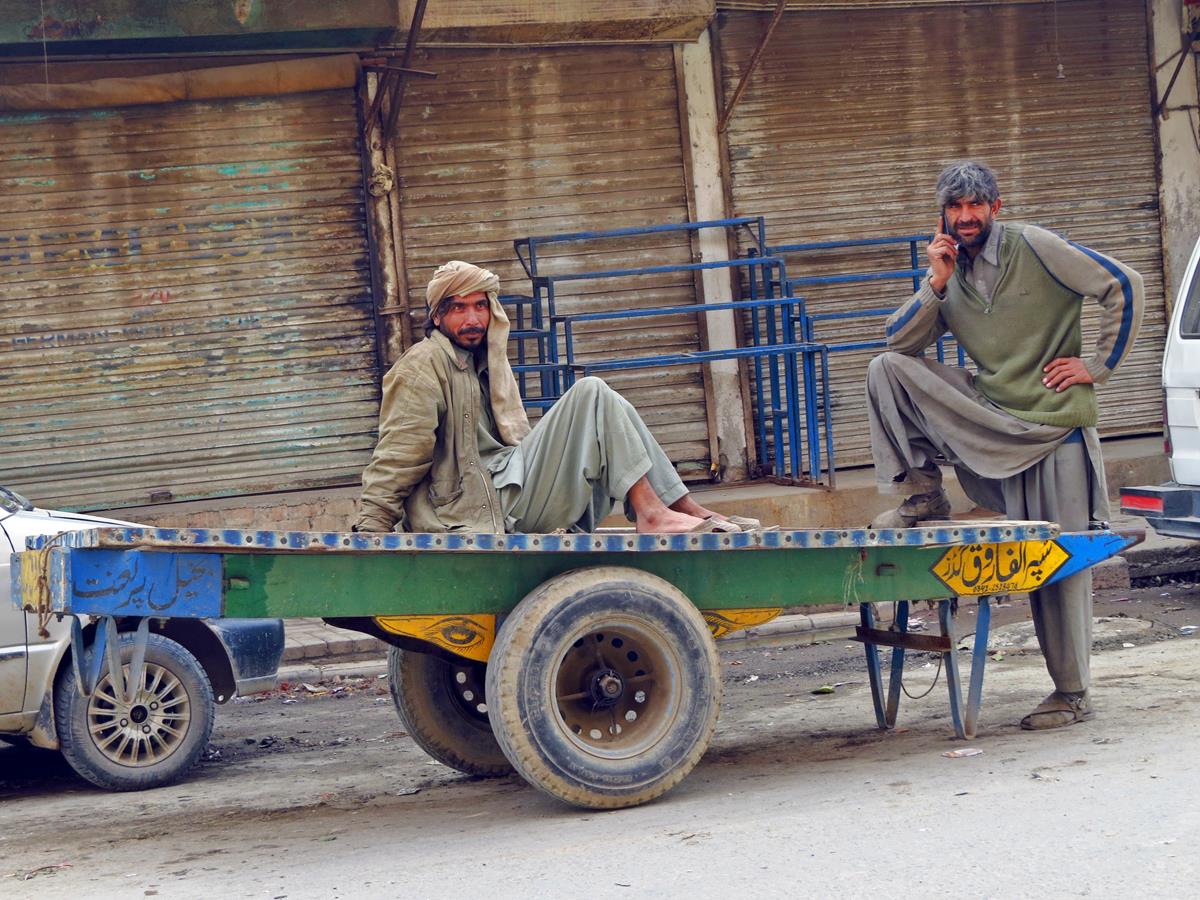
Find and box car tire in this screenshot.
[55,632,215,791]
[388,646,512,777]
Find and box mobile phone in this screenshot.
[941,211,962,252]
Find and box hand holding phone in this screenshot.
[927,213,958,293]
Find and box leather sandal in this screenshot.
[704,514,778,533]
[870,488,952,529]
[689,517,741,534]
[1020,690,1093,730]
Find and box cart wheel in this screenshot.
[388,647,512,777]
[486,567,722,809]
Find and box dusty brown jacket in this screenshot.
[356,331,509,533]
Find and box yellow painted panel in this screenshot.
[374,614,496,662]
[933,540,1068,596]
[703,607,782,638]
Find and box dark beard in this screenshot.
[439,322,487,353]
[954,221,992,249]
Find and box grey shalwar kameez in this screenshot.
[494,377,686,534]
[867,222,1144,695]
[867,351,1102,692]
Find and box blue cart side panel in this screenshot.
[54,549,224,617]
[1045,531,1139,586]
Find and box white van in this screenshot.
[1120,234,1200,536]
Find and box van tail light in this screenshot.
[1121,492,1164,513]
[1163,389,1171,457]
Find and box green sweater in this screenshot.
[885,223,1144,427]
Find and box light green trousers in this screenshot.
[493,377,687,533]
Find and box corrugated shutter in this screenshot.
[0,89,379,510]
[719,1,1054,9]
[391,45,714,473]
[719,0,1166,468]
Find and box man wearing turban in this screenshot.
[354,261,752,535]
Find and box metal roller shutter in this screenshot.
[719,0,1166,468]
[390,45,713,473]
[719,1,1046,8]
[0,89,379,510]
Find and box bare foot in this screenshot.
[669,494,721,520]
[635,508,706,534]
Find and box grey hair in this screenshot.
[935,160,1000,207]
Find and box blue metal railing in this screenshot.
[500,293,560,404]
[532,258,827,482]
[559,296,832,484]
[764,233,967,367]
[510,219,775,417]
[514,217,768,280]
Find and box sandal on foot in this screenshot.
[725,514,762,530]
[689,517,741,534]
[706,514,774,532]
[1020,690,1093,731]
[870,488,952,530]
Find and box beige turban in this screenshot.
[426,261,530,445]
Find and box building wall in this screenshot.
[0,0,398,55]
[4,2,1195,529]
[1152,0,1200,304]
[406,1,713,44]
[0,60,379,513]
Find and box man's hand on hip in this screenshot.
[1042,356,1093,392]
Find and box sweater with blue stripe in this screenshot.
[884,223,1144,428]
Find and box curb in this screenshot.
[279,610,862,683]
[277,659,390,684]
[716,610,859,648]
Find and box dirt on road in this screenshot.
[2,584,1198,899]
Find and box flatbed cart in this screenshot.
[12,521,1137,810]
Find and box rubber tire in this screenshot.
[55,632,215,791]
[387,647,513,777]
[485,567,722,810]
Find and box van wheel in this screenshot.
[55,633,214,791]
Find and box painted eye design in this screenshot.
[702,612,738,637]
[427,617,485,650]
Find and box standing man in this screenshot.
[354,260,754,537]
[866,161,1144,730]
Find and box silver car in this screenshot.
[1,486,284,790]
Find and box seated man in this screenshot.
[354,260,754,535]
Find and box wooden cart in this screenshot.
[12,521,1136,809]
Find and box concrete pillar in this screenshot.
[681,29,751,480]
[1151,0,1200,304]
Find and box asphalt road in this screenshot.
[2,583,1198,899]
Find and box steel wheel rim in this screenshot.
[552,618,683,761]
[86,662,192,767]
[442,660,492,728]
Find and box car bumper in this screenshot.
[207,618,285,695]
[1120,483,1200,540]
